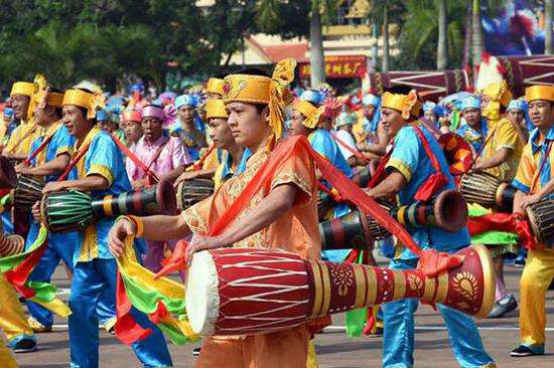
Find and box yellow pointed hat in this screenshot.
[381,89,422,120]
[223,58,296,141]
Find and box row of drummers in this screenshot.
[0,143,550,257]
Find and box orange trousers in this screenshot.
[195,326,310,368]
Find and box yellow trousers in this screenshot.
[0,333,17,368]
[0,275,33,342]
[519,249,554,347]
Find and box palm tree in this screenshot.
[472,0,485,69]
[437,0,448,70]
[382,2,390,72]
[256,0,337,87]
[546,0,554,55]
[309,1,327,87]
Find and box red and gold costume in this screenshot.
[185,59,320,368]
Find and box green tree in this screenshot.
[256,0,338,87]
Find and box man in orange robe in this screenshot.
[109,59,322,367]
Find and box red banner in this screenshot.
[299,55,367,79]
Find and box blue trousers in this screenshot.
[382,258,494,368]
[25,223,115,328]
[68,258,172,368]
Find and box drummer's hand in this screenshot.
[132,179,146,189]
[15,163,30,175]
[32,201,41,220]
[42,181,65,194]
[520,193,541,209]
[175,171,197,185]
[185,234,227,267]
[108,218,136,258]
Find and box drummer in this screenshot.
[125,104,190,273]
[364,89,494,367]
[172,94,207,160]
[510,85,554,357]
[459,84,524,318]
[15,78,76,335]
[39,88,172,367]
[109,60,324,367]
[175,99,245,189]
[126,104,190,189]
[357,93,389,158]
[2,81,44,161]
[121,109,143,149]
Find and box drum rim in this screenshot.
[185,250,220,336]
[526,202,545,245]
[156,178,177,215]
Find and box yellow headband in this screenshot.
[482,81,512,107]
[33,74,64,110]
[381,89,422,120]
[525,85,554,103]
[205,99,228,119]
[223,58,296,141]
[63,88,106,120]
[206,78,225,96]
[293,100,321,129]
[10,82,34,97]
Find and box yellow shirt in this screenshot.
[481,117,524,181]
[4,120,44,156]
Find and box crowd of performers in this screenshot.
[0,57,552,368]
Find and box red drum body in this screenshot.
[369,70,470,101]
[186,249,310,336]
[186,245,495,337]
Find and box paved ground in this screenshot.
[12,263,554,368]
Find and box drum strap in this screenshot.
[58,142,92,181]
[331,132,369,164]
[531,140,553,191]
[23,132,55,166]
[145,137,170,173]
[8,124,37,154]
[412,126,448,202]
[110,134,160,184]
[467,126,497,172]
[187,145,216,172]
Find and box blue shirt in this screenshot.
[30,122,75,182]
[386,124,471,260]
[70,128,132,265]
[308,129,353,178]
[26,122,77,251]
[457,118,489,154]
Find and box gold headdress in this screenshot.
[381,89,422,120]
[293,99,324,129]
[206,78,225,96]
[223,58,296,141]
[62,88,106,120]
[481,81,512,120]
[33,74,64,110]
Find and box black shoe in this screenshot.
[510,345,544,357]
[192,347,201,356]
[12,339,37,354]
[488,294,517,318]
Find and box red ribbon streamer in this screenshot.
[157,135,461,280]
[114,271,152,345]
[467,212,537,251]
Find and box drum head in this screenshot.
[185,250,220,336]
